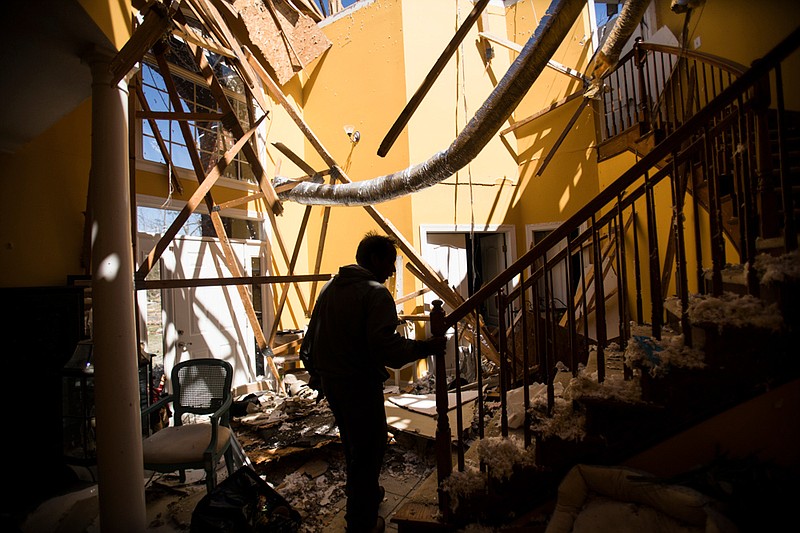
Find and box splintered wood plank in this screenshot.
[215,192,266,210]
[245,42,496,351]
[144,47,284,391]
[174,13,282,216]
[499,90,584,136]
[227,0,331,86]
[135,110,227,121]
[135,111,265,280]
[377,0,491,157]
[179,18,313,320]
[134,82,184,194]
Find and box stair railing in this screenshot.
[599,39,747,143]
[430,27,800,519]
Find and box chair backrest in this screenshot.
[171,358,233,422]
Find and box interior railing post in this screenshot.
[453,320,464,472]
[544,261,555,413]
[498,288,509,437]
[615,196,632,379]
[430,300,452,520]
[703,128,725,295]
[520,271,532,448]
[690,156,705,293]
[671,159,693,346]
[578,243,591,366]
[564,241,579,379]
[510,292,518,384]
[474,309,484,442]
[631,205,644,323]
[634,38,652,135]
[645,171,663,339]
[774,64,797,252]
[736,95,760,295]
[591,215,607,382]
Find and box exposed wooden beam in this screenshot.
[134,82,184,194]
[499,90,583,136]
[111,0,178,84]
[377,0,491,157]
[478,31,589,83]
[395,287,432,306]
[173,25,236,58]
[215,192,266,210]
[135,273,331,290]
[535,97,591,177]
[135,110,228,121]
[145,46,285,391]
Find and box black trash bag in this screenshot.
[191,466,301,532]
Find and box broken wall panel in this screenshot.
[229,0,332,85]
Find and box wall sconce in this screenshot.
[344,124,361,145]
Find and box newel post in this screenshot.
[431,299,452,519]
[634,37,652,135]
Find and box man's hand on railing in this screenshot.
[422,336,447,356]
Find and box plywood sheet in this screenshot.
[385,394,477,441]
[232,0,331,85]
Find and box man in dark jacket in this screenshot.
[301,232,445,533]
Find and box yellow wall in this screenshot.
[0,100,94,287]
[652,0,800,108]
[79,0,131,50]
[0,0,131,288]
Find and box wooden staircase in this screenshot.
[393,264,799,531]
[392,28,800,533]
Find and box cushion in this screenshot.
[142,424,231,465]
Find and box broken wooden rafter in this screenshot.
[183,0,269,111]
[395,287,432,306]
[135,110,228,121]
[272,142,317,175]
[147,46,285,392]
[135,273,331,290]
[133,82,184,194]
[246,48,497,350]
[535,96,591,177]
[174,24,236,59]
[136,113,265,280]
[477,32,589,84]
[215,192,266,210]
[175,15,283,218]
[111,0,179,85]
[377,0,491,158]
[499,90,583,136]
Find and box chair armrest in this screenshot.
[208,395,233,425]
[141,394,173,418]
[204,395,233,458]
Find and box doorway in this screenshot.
[136,202,271,390]
[420,224,516,328]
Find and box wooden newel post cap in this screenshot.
[430,300,445,337]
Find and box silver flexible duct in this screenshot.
[280,0,586,206]
[591,0,651,78]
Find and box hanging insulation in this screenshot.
[280,0,586,206]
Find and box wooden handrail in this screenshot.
[445,26,800,329]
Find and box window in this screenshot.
[139,35,256,184]
[137,206,262,241]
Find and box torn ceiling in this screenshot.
[229,0,332,85]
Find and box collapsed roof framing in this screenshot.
[106,0,609,390]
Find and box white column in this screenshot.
[86,47,146,531]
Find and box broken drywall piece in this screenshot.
[230,0,332,85]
